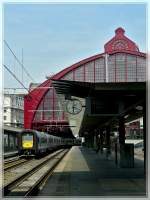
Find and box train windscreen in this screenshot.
[22,133,33,148]
[22,134,33,141]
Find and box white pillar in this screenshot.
[105,54,108,82]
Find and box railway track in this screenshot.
[4,156,20,163]
[3,148,69,197]
[4,157,29,171]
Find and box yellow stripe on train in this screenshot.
[23,141,33,148]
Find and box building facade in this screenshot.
[24,28,146,136]
[125,118,143,139]
[4,93,24,128]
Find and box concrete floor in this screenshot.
[38,146,146,197]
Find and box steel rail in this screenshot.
[4,156,20,164]
[3,149,67,196]
[25,149,69,196]
[4,158,29,171]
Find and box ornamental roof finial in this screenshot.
[115,27,125,35]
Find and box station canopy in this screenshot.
[52,79,145,135]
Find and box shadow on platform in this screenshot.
[38,146,146,197]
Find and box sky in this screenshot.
[3,3,147,93]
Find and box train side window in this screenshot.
[9,135,15,148]
[4,134,8,146]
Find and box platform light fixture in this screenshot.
[135,106,143,111]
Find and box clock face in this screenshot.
[66,99,82,115]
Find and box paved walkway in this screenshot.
[38,146,146,197]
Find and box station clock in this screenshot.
[66,99,82,115]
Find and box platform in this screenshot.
[38,146,146,197]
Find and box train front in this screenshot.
[19,130,35,156]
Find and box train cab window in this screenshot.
[22,134,33,141]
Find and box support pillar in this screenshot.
[90,134,94,148]
[94,135,97,148]
[118,116,125,144]
[143,101,146,175]
[100,129,104,153]
[119,116,134,168]
[106,126,111,147]
[93,130,98,149]
[106,126,111,158]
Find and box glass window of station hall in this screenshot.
[24,27,146,131]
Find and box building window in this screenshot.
[4,116,7,120]
[4,109,7,113]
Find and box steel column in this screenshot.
[106,126,111,158]
[136,56,138,81]
[83,65,86,82]
[115,54,116,82]
[143,101,146,175]
[52,88,55,120]
[125,53,127,82]
[118,116,125,144]
[93,61,95,83]
[73,70,75,81]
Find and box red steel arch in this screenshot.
[24,53,106,130]
[24,27,146,132]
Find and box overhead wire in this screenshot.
[3,40,40,101]
[4,40,35,82]
[3,64,29,93]
[3,41,55,105]
[3,64,39,103]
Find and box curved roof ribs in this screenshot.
[24,27,146,129]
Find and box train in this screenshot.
[18,129,81,156]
